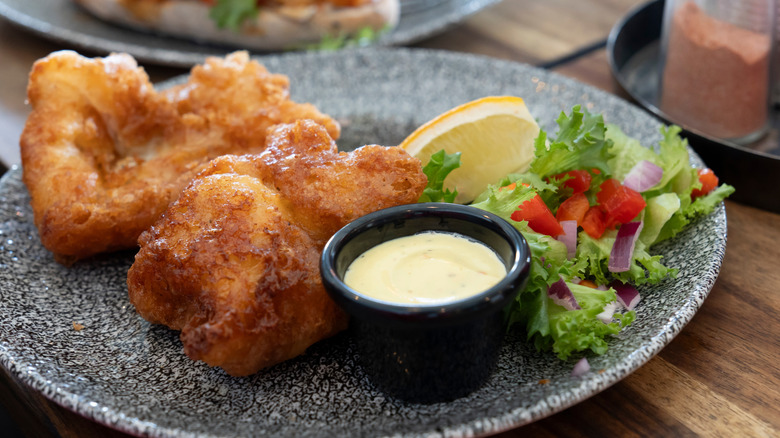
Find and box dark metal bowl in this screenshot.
[320,203,531,403]
[607,0,780,213]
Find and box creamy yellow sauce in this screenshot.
[343,232,507,305]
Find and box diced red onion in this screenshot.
[622,160,663,192]
[571,357,590,376]
[610,280,641,310]
[556,220,578,259]
[548,277,580,310]
[609,222,643,272]
[596,301,619,323]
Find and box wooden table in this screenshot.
[1,0,778,437]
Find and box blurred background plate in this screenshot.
[607,0,780,213]
[0,0,499,67]
[400,0,449,14]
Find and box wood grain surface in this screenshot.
[1,0,779,437]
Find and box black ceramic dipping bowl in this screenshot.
[320,203,531,403]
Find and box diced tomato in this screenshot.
[581,206,607,239]
[691,168,719,198]
[511,195,564,237]
[578,279,599,289]
[556,192,590,224]
[501,182,532,191]
[596,178,646,225]
[597,179,620,204]
[550,170,592,194]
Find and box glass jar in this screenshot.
[658,0,775,144]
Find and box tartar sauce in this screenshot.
[343,231,506,305]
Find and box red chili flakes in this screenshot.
[72,322,84,331]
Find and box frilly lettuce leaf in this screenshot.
[576,230,676,286]
[522,282,635,360]
[473,172,559,207]
[605,123,660,181]
[688,184,735,215]
[656,126,695,193]
[530,106,614,179]
[418,150,461,203]
[655,183,734,243]
[640,193,681,245]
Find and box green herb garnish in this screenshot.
[418,150,461,203]
[209,0,259,31]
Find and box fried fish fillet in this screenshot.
[20,50,339,264]
[126,120,426,376]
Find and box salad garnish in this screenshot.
[419,105,734,361]
[418,149,462,203]
[210,0,259,30]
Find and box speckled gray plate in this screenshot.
[0,48,727,437]
[0,0,499,67]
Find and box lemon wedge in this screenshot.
[400,96,540,203]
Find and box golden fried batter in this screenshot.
[127,120,426,376]
[20,50,339,264]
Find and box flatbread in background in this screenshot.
[72,0,400,50]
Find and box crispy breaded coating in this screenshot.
[126,120,426,376]
[20,50,339,264]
